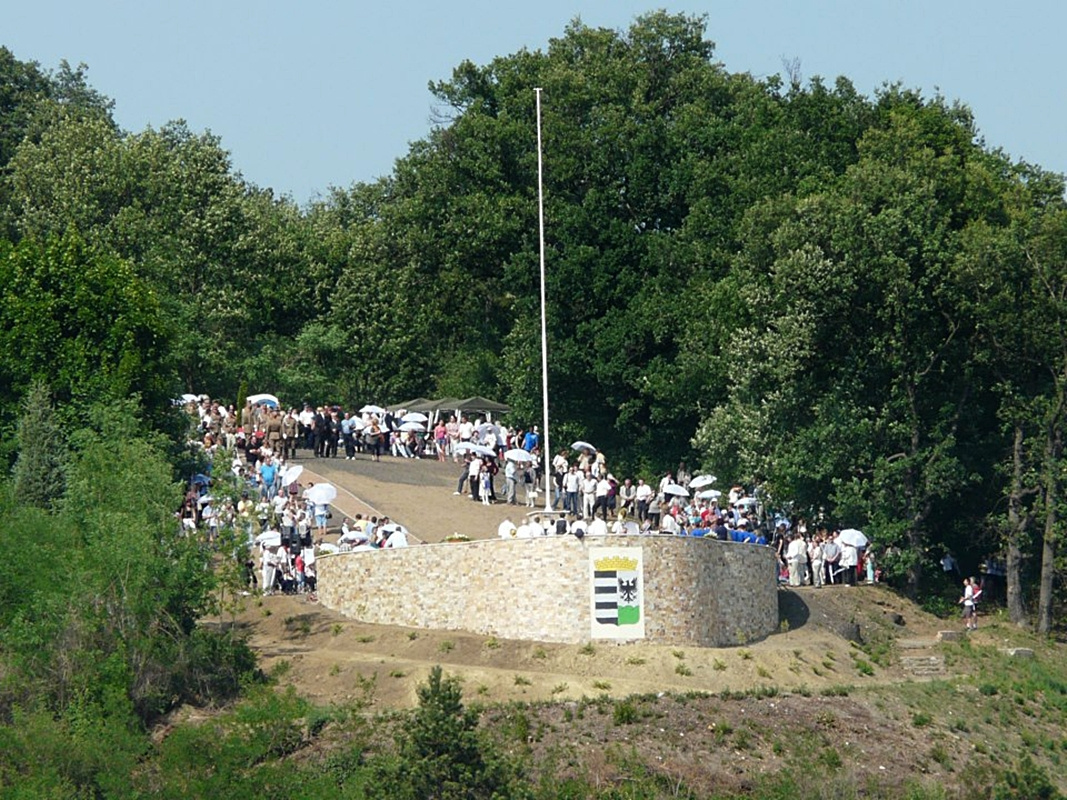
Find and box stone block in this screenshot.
[1002,647,1035,658]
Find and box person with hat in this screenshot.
[281,408,299,460]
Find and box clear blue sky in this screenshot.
[7,1,1065,205]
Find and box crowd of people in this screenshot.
[180,394,888,598]
[180,396,442,597]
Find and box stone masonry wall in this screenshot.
[316,535,778,647]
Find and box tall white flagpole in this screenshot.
[535,88,553,513]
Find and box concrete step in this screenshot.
[898,638,939,650]
[900,655,945,676]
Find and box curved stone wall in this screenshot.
[316,535,778,647]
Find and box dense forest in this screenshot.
[1,11,1066,795]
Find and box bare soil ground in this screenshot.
[212,451,1051,794]
[231,582,942,709]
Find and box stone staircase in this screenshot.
[897,636,947,677]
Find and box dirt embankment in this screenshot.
[208,451,1043,795]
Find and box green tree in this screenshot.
[377,665,514,799]
[11,380,66,508]
[694,92,1011,593]
[0,230,176,428]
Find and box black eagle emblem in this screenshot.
[618,576,638,603]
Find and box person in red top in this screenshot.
[434,419,448,461]
[295,553,306,594]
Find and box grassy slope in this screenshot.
[166,585,1067,797]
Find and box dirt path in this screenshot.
[293,450,532,543]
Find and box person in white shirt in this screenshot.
[838,539,858,586]
[658,472,673,499]
[551,451,569,509]
[635,479,653,522]
[261,546,278,595]
[563,466,581,515]
[660,511,680,535]
[959,577,978,630]
[809,536,825,587]
[822,536,841,584]
[618,478,636,515]
[384,527,409,548]
[458,417,474,444]
[298,405,315,450]
[594,476,612,519]
[786,534,808,586]
[467,457,482,501]
[581,472,597,520]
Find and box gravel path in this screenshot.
[290,449,542,543]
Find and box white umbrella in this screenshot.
[180,393,199,404]
[662,483,689,497]
[255,531,282,547]
[571,441,597,453]
[697,489,722,500]
[689,474,717,489]
[456,442,496,458]
[317,542,340,554]
[305,483,338,505]
[339,526,368,544]
[504,448,536,463]
[247,393,280,407]
[281,464,304,487]
[399,421,426,432]
[839,528,869,548]
[735,496,757,507]
[401,412,429,423]
[359,404,386,415]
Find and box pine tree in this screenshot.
[12,381,67,509]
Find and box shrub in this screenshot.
[613,699,639,725]
[376,665,515,799]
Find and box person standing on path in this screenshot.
[468,456,482,501]
[809,535,825,588]
[434,419,448,462]
[563,464,581,515]
[480,463,492,506]
[786,534,808,586]
[959,577,978,630]
[505,458,518,505]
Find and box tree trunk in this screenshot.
[1037,426,1061,635]
[1006,423,1031,627]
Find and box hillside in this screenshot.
[209,569,1065,797]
